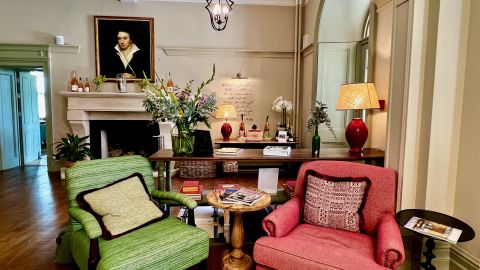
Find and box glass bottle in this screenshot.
[70,70,79,92]
[77,77,84,92]
[263,115,270,138]
[239,114,246,137]
[312,126,320,157]
[84,78,90,92]
[166,72,174,93]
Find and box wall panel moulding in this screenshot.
[161,47,294,59]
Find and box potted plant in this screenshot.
[54,133,94,165]
[93,74,106,92]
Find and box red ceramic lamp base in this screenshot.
[345,118,368,153]
[221,122,233,141]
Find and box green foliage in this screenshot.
[307,101,336,138]
[54,133,94,162]
[93,75,106,86]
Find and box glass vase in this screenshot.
[171,123,194,156]
[312,126,320,157]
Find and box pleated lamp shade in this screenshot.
[336,83,380,110]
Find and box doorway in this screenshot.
[0,68,46,169]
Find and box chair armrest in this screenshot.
[68,207,102,239]
[151,190,197,209]
[376,214,406,269]
[262,198,301,237]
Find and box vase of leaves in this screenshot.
[307,101,336,157]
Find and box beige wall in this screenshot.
[455,0,480,257]
[0,0,295,170]
[371,1,392,150]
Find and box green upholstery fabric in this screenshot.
[151,190,197,209]
[71,217,209,270]
[69,207,102,237]
[63,156,209,270]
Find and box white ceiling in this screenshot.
[139,0,298,6]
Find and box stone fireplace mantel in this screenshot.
[61,92,151,139]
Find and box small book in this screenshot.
[263,146,291,156]
[281,183,295,198]
[180,184,203,196]
[404,216,463,243]
[214,148,244,156]
[181,180,200,193]
[286,180,296,191]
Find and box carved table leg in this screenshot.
[222,212,252,270]
[420,237,436,270]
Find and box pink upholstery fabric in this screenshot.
[254,224,386,270]
[254,161,405,270]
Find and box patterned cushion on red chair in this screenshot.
[303,170,370,232]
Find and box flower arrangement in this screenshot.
[272,96,293,127]
[142,65,217,154]
[93,74,106,91]
[307,101,336,138]
[271,96,293,113]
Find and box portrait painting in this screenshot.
[94,16,154,82]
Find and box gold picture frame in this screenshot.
[94,16,154,82]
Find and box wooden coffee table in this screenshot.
[207,189,271,270]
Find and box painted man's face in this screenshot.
[117,31,132,50]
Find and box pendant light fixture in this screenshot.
[205,0,234,31]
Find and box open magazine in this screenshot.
[404,216,463,243]
[215,188,265,206]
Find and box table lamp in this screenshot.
[215,104,237,141]
[336,83,380,153]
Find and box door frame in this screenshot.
[0,44,51,169]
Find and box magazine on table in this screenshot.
[404,216,463,243]
[263,146,291,156]
[214,147,244,156]
[222,188,265,206]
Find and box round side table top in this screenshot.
[207,189,271,212]
[396,209,475,242]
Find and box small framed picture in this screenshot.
[277,131,288,142]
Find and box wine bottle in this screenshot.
[70,70,79,92]
[239,114,246,137]
[263,115,270,138]
[84,78,90,92]
[77,77,84,92]
[166,72,174,93]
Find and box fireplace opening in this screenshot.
[89,120,159,159]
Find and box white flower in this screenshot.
[271,96,293,113]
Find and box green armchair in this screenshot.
[61,155,209,270]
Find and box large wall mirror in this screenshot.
[314,0,372,147]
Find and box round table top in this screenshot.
[396,209,475,242]
[206,189,271,212]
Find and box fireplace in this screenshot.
[62,92,158,158]
[89,120,159,159]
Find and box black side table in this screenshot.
[396,209,475,270]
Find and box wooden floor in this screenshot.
[0,163,291,270]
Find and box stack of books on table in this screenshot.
[281,180,296,198]
[179,180,204,201]
[215,187,265,206]
[214,147,244,156]
[263,146,291,156]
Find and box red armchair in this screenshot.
[253,161,405,270]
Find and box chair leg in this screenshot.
[88,239,100,270]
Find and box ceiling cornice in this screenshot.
[141,0,297,6]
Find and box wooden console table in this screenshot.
[148,148,385,191]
